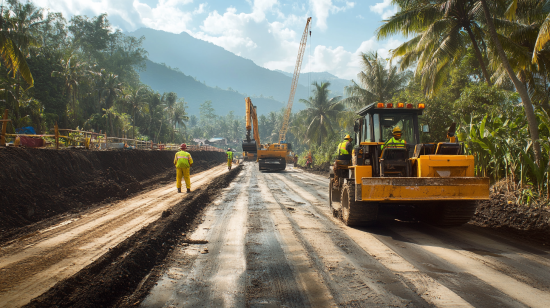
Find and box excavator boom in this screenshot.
[242,97,260,153]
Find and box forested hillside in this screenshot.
[139,60,284,116]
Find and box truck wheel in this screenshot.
[329,180,341,217]
[340,182,378,226]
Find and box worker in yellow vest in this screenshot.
[337,134,353,160]
[381,127,406,149]
[226,148,233,170]
[174,143,193,193]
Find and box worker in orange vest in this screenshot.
[174,143,193,193]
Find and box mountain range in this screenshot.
[131,28,352,116]
[139,60,285,117]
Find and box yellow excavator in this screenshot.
[255,17,312,171]
[329,102,490,227]
[242,97,260,161]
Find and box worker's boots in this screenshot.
[177,188,181,193]
[187,188,191,193]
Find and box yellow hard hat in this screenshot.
[392,127,402,134]
[344,134,352,140]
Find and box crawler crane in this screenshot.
[256,17,312,171]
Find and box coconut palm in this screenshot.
[377,0,493,95]
[123,85,145,139]
[343,52,410,110]
[103,73,123,135]
[299,81,344,145]
[171,100,189,142]
[479,0,542,165]
[52,55,91,125]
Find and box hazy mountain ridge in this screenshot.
[129,28,310,106]
[139,59,286,116]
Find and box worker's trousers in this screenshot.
[176,168,191,189]
[227,158,232,168]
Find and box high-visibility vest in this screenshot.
[382,137,406,149]
[175,150,192,168]
[227,151,233,160]
[338,141,350,155]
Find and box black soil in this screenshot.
[472,188,550,245]
[0,147,225,237]
[25,165,243,308]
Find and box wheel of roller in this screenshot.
[340,182,378,226]
[329,180,341,217]
[422,201,478,227]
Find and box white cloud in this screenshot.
[309,0,354,31]
[133,0,195,33]
[370,0,398,19]
[267,37,403,80]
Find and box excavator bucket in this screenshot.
[242,139,257,153]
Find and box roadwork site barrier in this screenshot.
[0,109,225,152]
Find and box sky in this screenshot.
[31,0,402,80]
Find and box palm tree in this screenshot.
[52,54,90,125]
[377,0,492,95]
[156,92,177,142]
[299,81,344,145]
[123,85,145,139]
[0,4,34,122]
[343,52,410,110]
[103,73,123,135]
[171,100,189,142]
[479,0,542,165]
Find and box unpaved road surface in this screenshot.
[142,163,550,308]
[0,164,228,308]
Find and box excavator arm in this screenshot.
[243,97,260,153]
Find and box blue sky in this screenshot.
[32,0,402,80]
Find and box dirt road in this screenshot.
[142,163,550,307]
[0,164,228,308]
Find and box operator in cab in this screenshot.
[382,127,406,149]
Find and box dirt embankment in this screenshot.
[472,188,550,245]
[25,165,243,308]
[0,147,225,233]
[298,162,330,177]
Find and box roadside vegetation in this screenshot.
[287,0,550,206]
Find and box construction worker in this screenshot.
[382,127,406,149]
[337,134,353,160]
[226,148,233,170]
[174,143,193,193]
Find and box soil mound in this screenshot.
[0,147,225,233]
[299,162,330,177]
[472,186,550,245]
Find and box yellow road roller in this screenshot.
[329,102,490,227]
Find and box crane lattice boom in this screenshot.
[278,17,311,143]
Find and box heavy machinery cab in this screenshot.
[353,103,422,177]
[329,102,490,228]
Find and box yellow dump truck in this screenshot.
[329,102,490,227]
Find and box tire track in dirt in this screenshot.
[0,164,228,308]
[278,169,550,307]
